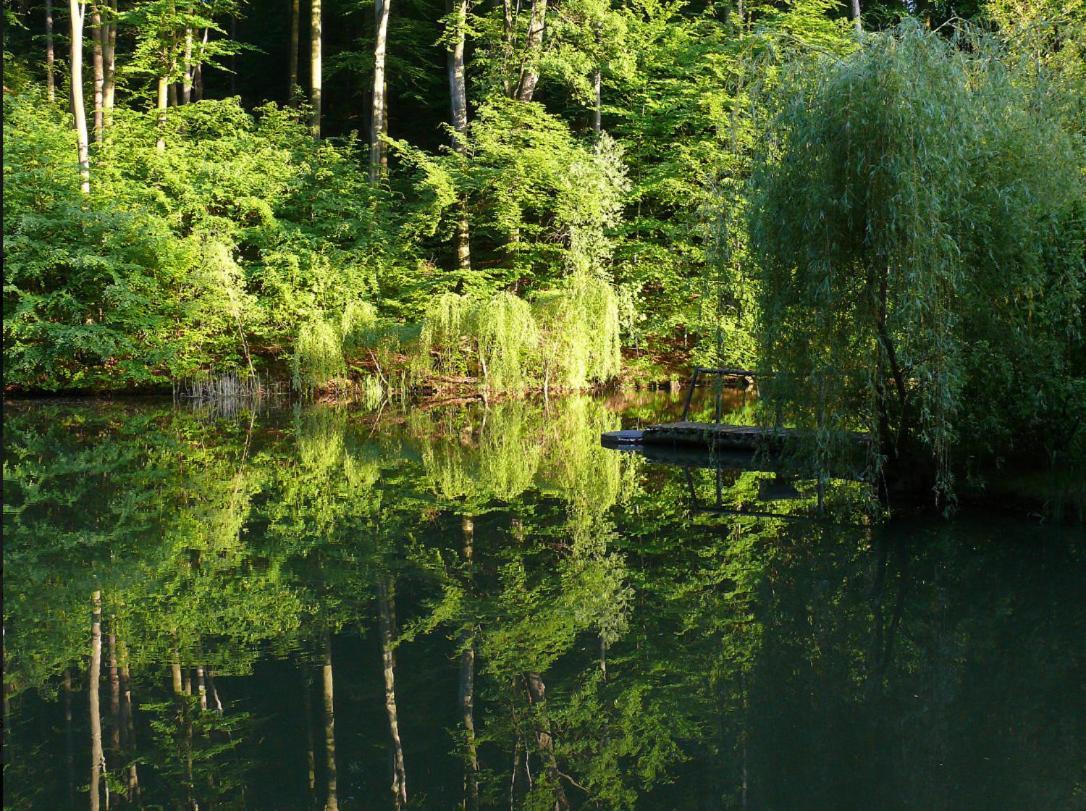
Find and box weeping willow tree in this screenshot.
[417,282,622,394]
[533,273,622,394]
[748,22,1086,500]
[292,317,347,394]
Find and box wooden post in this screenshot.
[681,368,699,421]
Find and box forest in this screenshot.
[3,0,1086,493]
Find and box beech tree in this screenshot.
[370,0,390,178]
[69,0,91,192]
[311,0,321,136]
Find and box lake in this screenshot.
[3,394,1084,810]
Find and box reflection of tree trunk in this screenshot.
[89,591,106,811]
[377,578,408,807]
[207,670,223,713]
[302,671,317,798]
[525,673,569,810]
[322,632,339,811]
[459,518,479,809]
[196,666,208,711]
[65,669,76,810]
[117,637,139,801]
[107,631,121,757]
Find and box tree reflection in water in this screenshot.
[3,397,1084,809]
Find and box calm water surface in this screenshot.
[3,394,1084,810]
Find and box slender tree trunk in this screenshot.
[322,632,339,811]
[89,592,105,811]
[370,0,391,180]
[168,82,178,106]
[502,0,515,97]
[193,28,208,101]
[592,67,601,133]
[850,0,862,32]
[446,0,471,272]
[515,0,547,102]
[377,578,407,807]
[46,0,56,101]
[459,517,480,809]
[310,0,322,136]
[91,3,104,141]
[69,0,91,193]
[182,27,193,103]
[156,73,168,151]
[102,0,116,126]
[289,0,300,103]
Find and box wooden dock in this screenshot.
[602,422,871,453]
[602,422,793,452]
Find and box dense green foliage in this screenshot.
[3,0,1084,487]
[749,22,1086,494]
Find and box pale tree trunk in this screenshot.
[459,517,480,809]
[501,0,514,97]
[89,592,106,811]
[91,3,104,141]
[592,67,601,133]
[369,0,391,181]
[850,0,862,32]
[310,0,322,136]
[102,0,116,127]
[289,0,300,103]
[196,665,208,711]
[156,74,168,151]
[322,632,339,811]
[69,0,91,193]
[168,82,177,106]
[377,578,407,807]
[446,0,471,272]
[515,0,547,102]
[46,0,56,101]
[182,27,193,103]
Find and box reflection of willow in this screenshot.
[417,397,622,511]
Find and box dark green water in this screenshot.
[3,395,1085,810]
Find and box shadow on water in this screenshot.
[3,394,1084,810]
